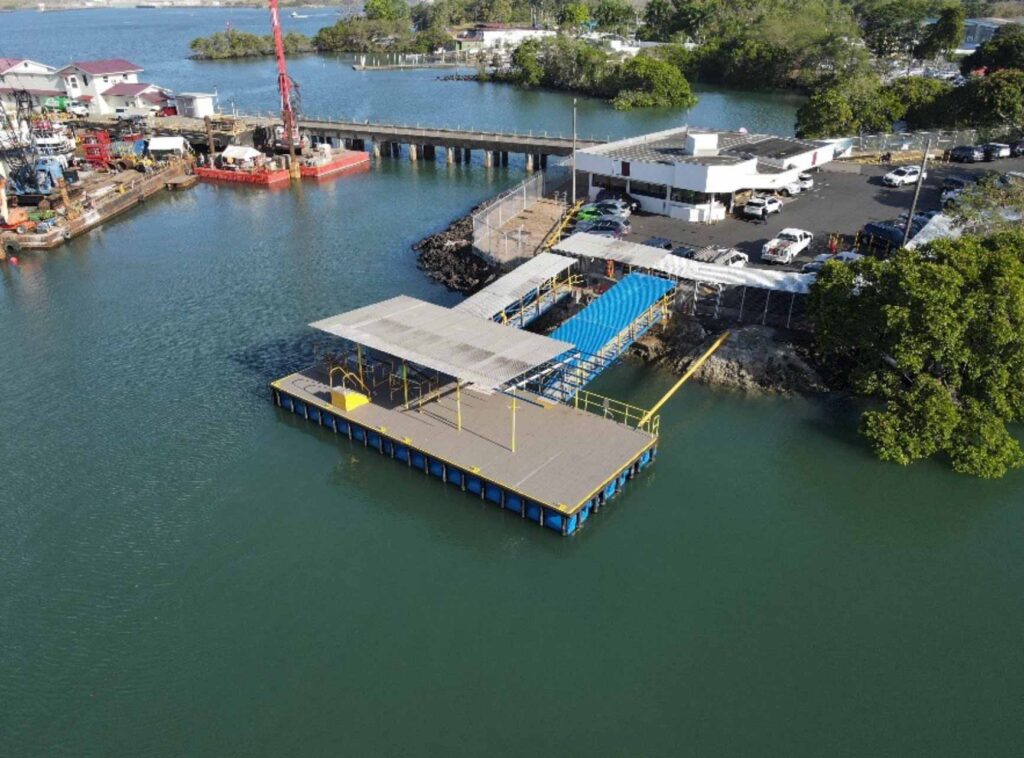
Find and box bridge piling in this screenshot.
[463,148,471,163]
[409,144,419,162]
[483,150,493,168]
[525,153,534,172]
[446,147,455,164]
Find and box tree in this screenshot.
[611,54,698,109]
[809,230,1024,478]
[860,0,929,57]
[915,5,965,60]
[559,2,591,33]
[593,0,635,33]
[962,68,1024,129]
[883,76,955,128]
[795,75,902,137]
[364,0,410,22]
[961,23,1024,74]
[507,37,544,86]
[642,0,677,41]
[950,172,1024,234]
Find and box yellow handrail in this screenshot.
[638,331,730,427]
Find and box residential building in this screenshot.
[0,58,63,111]
[57,58,146,114]
[454,24,555,51]
[575,126,835,222]
[960,17,1024,51]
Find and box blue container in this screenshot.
[428,459,444,479]
[352,425,365,443]
[381,439,393,456]
[466,476,483,496]
[411,451,426,470]
[484,484,502,504]
[580,503,591,523]
[395,445,410,463]
[505,494,523,514]
[640,450,652,468]
[294,401,307,417]
[281,395,294,412]
[308,407,321,424]
[448,468,464,487]
[337,420,350,436]
[566,514,578,535]
[526,502,542,523]
[367,431,381,449]
[544,511,563,531]
[603,479,618,500]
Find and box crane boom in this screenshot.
[268,0,300,179]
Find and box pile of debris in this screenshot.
[413,210,496,293]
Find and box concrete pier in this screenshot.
[409,144,419,161]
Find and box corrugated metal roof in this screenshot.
[554,233,815,294]
[550,273,676,356]
[310,295,575,389]
[454,252,575,321]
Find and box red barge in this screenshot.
[299,148,370,179]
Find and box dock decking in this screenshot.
[272,366,657,534]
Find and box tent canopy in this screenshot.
[147,136,186,153]
[221,145,262,162]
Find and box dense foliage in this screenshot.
[189,29,313,60]
[961,22,1024,73]
[499,36,697,109]
[809,230,1024,478]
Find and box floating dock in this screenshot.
[272,291,662,535]
[194,165,291,187]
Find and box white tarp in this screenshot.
[147,136,187,154]
[221,145,263,162]
[554,233,815,294]
[906,213,962,249]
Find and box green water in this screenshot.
[3,9,1024,757]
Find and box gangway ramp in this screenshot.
[541,273,676,400]
[454,252,576,328]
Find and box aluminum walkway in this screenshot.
[537,273,677,401]
[454,252,576,328]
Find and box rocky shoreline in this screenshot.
[412,208,497,293]
[640,319,827,395]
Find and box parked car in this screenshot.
[579,200,630,219]
[671,245,697,258]
[982,143,1011,160]
[797,172,815,191]
[1011,141,1024,157]
[595,189,641,212]
[742,195,782,218]
[689,246,749,267]
[67,101,89,117]
[761,228,814,264]
[949,145,984,163]
[883,165,926,187]
[641,237,674,250]
[941,175,973,192]
[778,180,803,197]
[576,218,632,235]
[802,251,863,273]
[863,220,910,247]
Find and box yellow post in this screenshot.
[638,331,731,428]
[402,361,409,409]
[510,389,517,453]
[456,382,462,431]
[356,344,365,387]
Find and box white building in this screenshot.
[960,17,1024,52]
[0,58,63,111]
[454,24,556,51]
[100,82,173,116]
[57,58,147,114]
[575,126,836,223]
[175,92,217,119]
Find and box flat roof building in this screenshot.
[575,126,835,223]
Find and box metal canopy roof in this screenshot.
[310,295,575,389]
[453,252,576,321]
[554,233,815,294]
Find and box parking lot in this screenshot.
[624,156,1024,272]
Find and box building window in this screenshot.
[592,175,628,192]
[68,75,78,87]
[620,161,630,177]
[670,188,710,205]
[629,181,668,199]
[82,75,88,86]
[102,76,109,83]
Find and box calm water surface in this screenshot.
[2,9,1023,758]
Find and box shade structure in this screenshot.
[555,233,815,294]
[310,295,575,389]
[454,252,576,321]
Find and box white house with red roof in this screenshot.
[56,58,169,115]
[0,58,63,110]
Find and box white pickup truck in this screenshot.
[761,228,814,264]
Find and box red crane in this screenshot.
[268,0,300,178]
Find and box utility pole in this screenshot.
[902,138,932,247]
[571,98,577,205]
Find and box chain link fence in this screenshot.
[472,164,570,266]
[839,129,979,156]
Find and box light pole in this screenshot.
[571,98,577,205]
